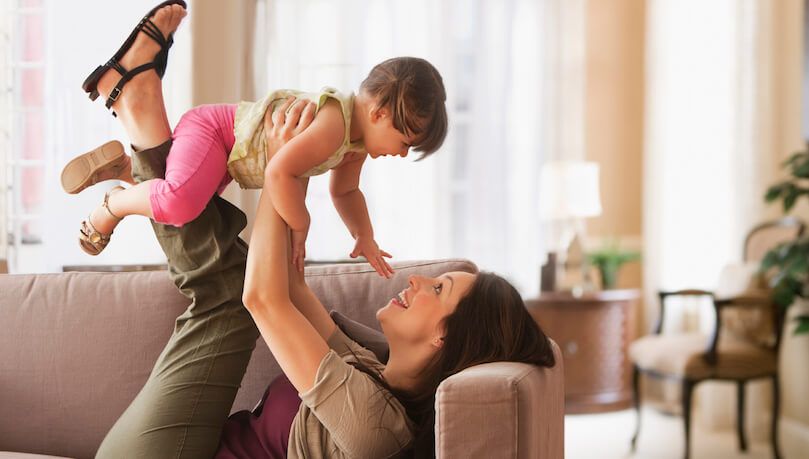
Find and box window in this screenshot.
[1,1,182,273]
[259,0,549,293]
[2,0,46,269]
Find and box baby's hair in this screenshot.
[360,57,448,159]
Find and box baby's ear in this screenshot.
[370,105,390,122]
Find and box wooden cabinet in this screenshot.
[525,289,639,414]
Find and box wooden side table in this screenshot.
[525,289,639,414]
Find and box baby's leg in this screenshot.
[92,104,237,233]
[149,104,237,227]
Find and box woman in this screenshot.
[227,214,557,457]
[84,3,555,457]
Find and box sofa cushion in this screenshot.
[330,310,389,362]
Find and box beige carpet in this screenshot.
[565,408,775,459]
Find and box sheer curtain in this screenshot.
[253,0,552,294]
[644,0,804,440]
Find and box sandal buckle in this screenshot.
[109,87,121,102]
[89,231,102,244]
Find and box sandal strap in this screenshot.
[140,18,168,48]
[108,60,127,77]
[105,61,157,109]
[102,188,124,221]
[81,219,111,243]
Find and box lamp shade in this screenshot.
[539,160,602,220]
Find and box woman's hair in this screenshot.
[359,56,448,159]
[351,271,556,458]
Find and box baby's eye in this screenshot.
[433,284,443,295]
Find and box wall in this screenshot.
[585,0,646,332]
[768,0,809,451]
[190,0,261,238]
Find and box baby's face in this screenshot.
[364,108,414,159]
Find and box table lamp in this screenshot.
[538,160,602,292]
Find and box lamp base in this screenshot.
[540,252,558,292]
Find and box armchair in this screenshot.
[629,217,806,459]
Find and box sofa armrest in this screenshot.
[434,340,564,459]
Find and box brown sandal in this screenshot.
[61,140,130,194]
[79,186,125,256]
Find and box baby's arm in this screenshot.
[330,161,394,278]
[266,99,345,270]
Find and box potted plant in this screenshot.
[761,150,809,334]
[587,240,641,290]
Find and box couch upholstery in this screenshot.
[0,259,564,458]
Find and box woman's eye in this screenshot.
[433,284,443,295]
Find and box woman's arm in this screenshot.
[242,178,330,393]
[266,99,345,271]
[241,99,344,392]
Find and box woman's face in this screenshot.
[377,271,476,349]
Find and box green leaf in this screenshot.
[794,315,809,335]
[790,153,809,178]
[772,283,797,307]
[784,187,798,212]
[760,248,780,271]
[783,151,808,168]
[765,182,788,202]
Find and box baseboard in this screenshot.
[782,417,809,457]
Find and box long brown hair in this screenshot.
[352,272,556,457]
[359,56,448,158]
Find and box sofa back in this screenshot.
[0,259,476,459]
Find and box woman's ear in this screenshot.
[431,336,445,349]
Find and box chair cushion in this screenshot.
[629,333,777,380]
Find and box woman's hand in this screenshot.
[350,236,394,278]
[263,96,317,156]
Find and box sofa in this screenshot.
[0,259,564,459]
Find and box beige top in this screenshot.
[227,87,366,189]
[287,327,415,459]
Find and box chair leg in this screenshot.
[631,366,641,452]
[737,380,747,451]
[682,379,694,459]
[772,374,782,459]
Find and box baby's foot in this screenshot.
[96,4,187,100]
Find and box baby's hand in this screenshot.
[290,227,308,273]
[350,236,394,279]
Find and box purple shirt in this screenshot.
[216,374,302,459]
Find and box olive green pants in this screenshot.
[96,140,260,459]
